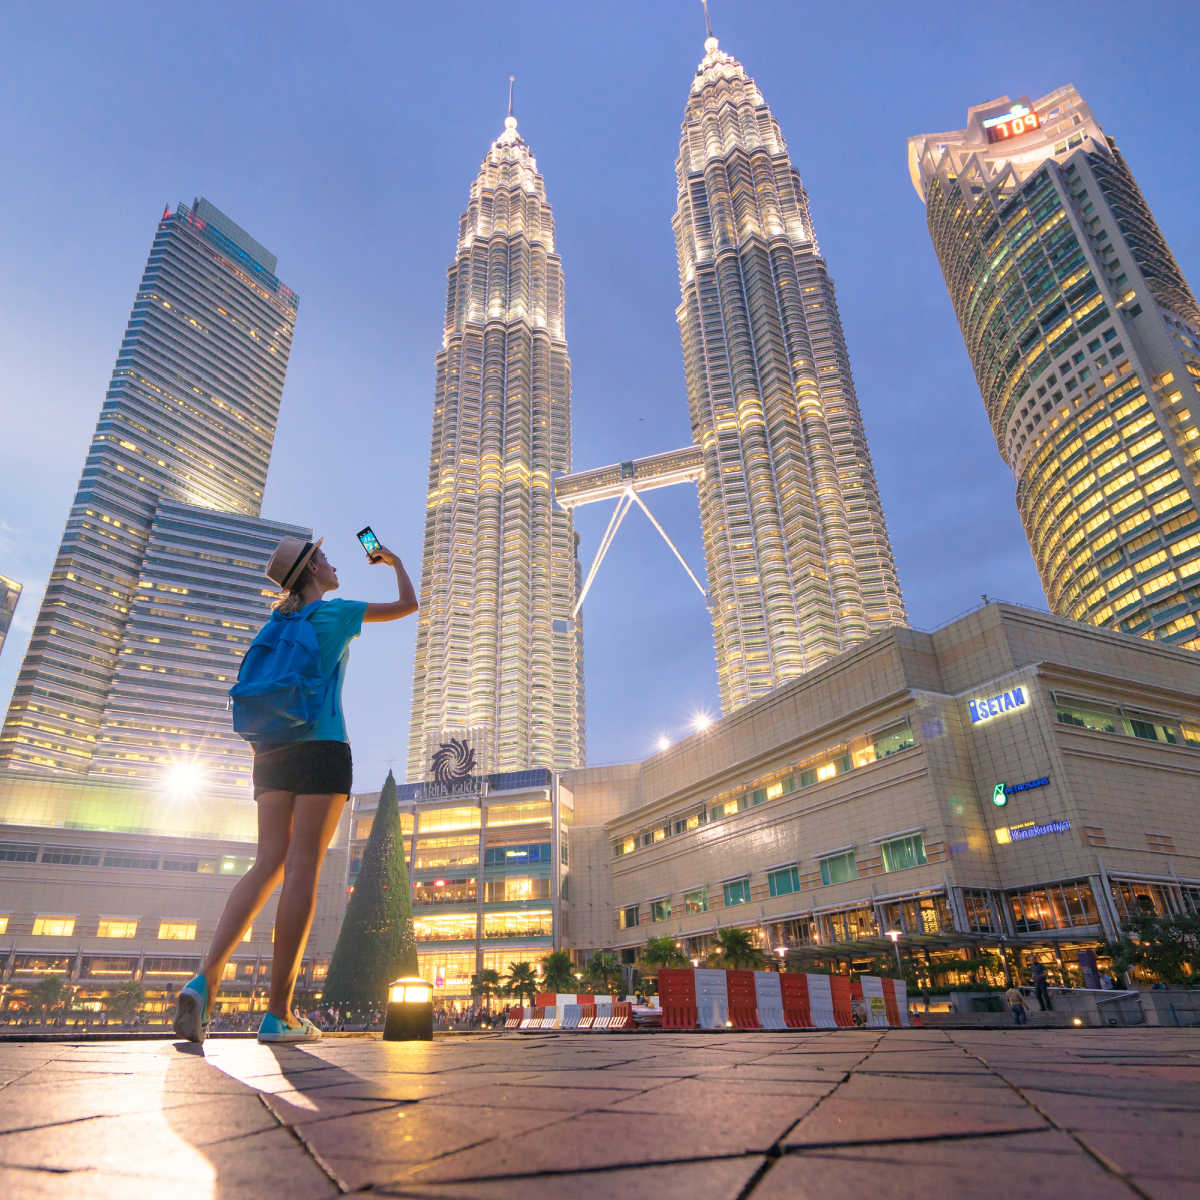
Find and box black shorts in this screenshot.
[252,740,353,798]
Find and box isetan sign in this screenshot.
[968,686,1028,725]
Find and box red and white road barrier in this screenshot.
[508,972,909,1033]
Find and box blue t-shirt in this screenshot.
[297,598,367,743]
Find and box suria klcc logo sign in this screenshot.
[968,686,1028,725]
[431,737,476,784]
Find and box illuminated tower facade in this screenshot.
[0,199,303,786]
[674,31,906,712]
[0,575,21,659]
[909,88,1200,647]
[407,109,584,778]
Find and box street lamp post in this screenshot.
[774,946,787,973]
[884,929,903,978]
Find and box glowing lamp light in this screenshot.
[164,761,205,800]
[389,980,433,1005]
[1072,1017,1084,1027]
[384,976,434,1041]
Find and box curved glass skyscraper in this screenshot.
[909,88,1200,647]
[674,32,906,712]
[407,111,584,779]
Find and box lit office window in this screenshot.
[618,905,640,930]
[651,898,671,921]
[418,807,481,834]
[157,921,197,940]
[97,918,138,938]
[32,916,76,936]
[486,800,551,826]
[683,887,708,914]
[722,879,751,906]
[0,916,8,935]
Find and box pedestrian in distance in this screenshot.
[173,534,417,1045]
[1032,961,1053,1011]
[1004,982,1028,1026]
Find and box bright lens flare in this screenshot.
[164,762,205,799]
[656,735,670,752]
[691,712,713,733]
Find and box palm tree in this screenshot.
[640,936,688,991]
[470,968,501,1012]
[715,927,766,969]
[585,951,624,998]
[31,974,70,1025]
[107,980,145,1025]
[504,961,538,1006]
[539,950,576,992]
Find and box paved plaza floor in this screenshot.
[0,1027,1197,1198]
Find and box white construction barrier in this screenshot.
[806,973,837,1028]
[694,968,729,1029]
[753,970,788,1030]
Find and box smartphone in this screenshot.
[356,526,382,563]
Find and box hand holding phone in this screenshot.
[356,526,383,563]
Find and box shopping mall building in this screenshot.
[2,601,1198,1015]
[563,601,1200,985]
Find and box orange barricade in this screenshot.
[658,968,699,1030]
[609,1001,635,1030]
[578,1003,597,1030]
[725,970,760,1029]
[780,972,811,1028]
[535,992,556,1009]
[504,1006,523,1029]
[829,974,854,1027]
[881,978,901,1027]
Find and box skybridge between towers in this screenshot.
[553,444,709,620]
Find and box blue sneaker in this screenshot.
[173,974,210,1044]
[257,1013,322,1043]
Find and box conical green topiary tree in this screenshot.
[322,770,417,1008]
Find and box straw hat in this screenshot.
[265,535,323,590]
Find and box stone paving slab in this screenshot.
[0,1028,1196,1197]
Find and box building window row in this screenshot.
[625,835,929,930]
[24,916,200,940]
[0,842,253,875]
[612,719,915,857]
[1053,692,1200,746]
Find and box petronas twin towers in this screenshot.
[407,29,905,779]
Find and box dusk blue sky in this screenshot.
[1,1,1197,791]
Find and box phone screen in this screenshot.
[356,526,381,560]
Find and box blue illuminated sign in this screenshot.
[993,776,1049,806]
[1009,818,1070,841]
[969,686,1027,724]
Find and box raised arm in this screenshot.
[363,546,419,622]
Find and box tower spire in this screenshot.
[702,0,712,39]
[507,75,514,120]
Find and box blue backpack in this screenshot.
[229,601,329,743]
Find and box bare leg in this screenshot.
[268,793,346,1021]
[199,792,293,1000]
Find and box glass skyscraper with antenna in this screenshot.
[909,88,1200,647]
[407,109,585,779]
[674,28,906,713]
[0,199,306,792]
